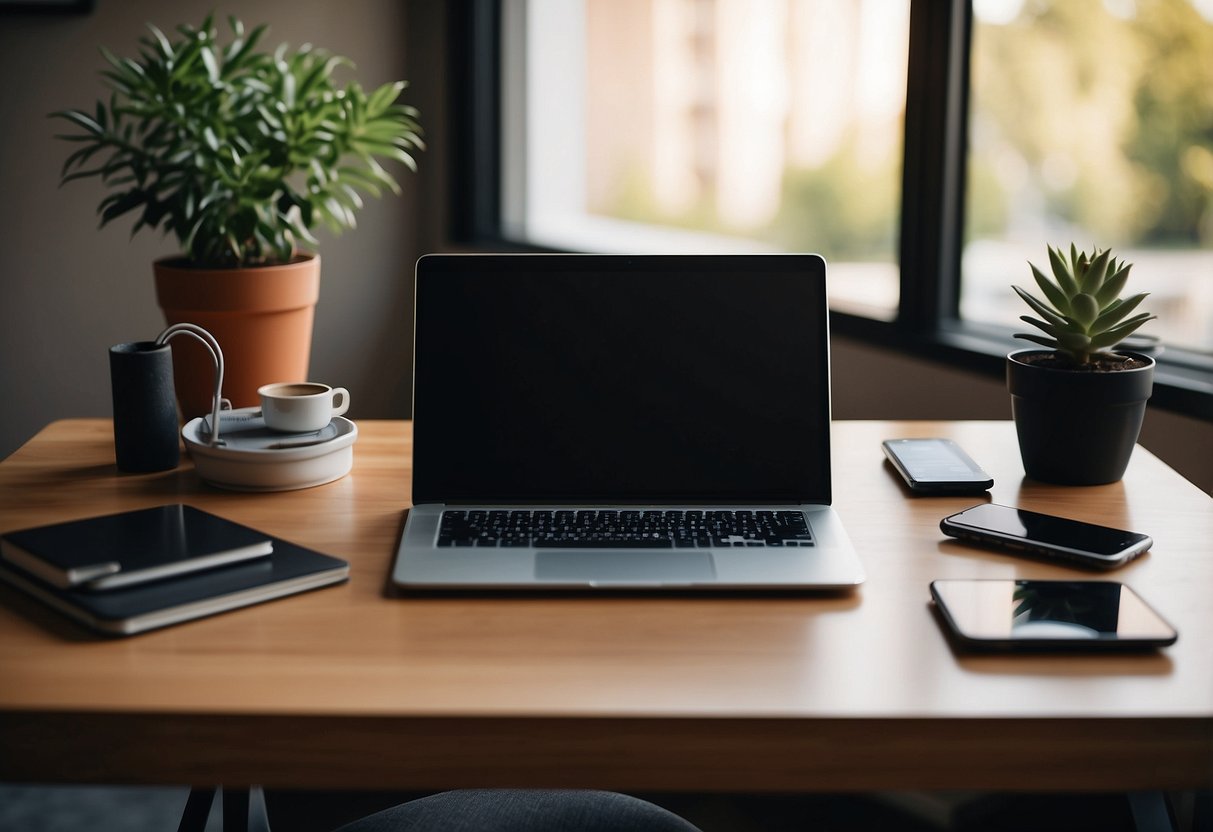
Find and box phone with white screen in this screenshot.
[881,438,993,494]
[940,503,1152,570]
[929,579,1177,651]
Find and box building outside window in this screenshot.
[508,0,908,320]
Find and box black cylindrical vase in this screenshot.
[109,341,180,472]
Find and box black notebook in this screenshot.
[0,537,349,636]
[0,513,349,635]
[1,504,273,589]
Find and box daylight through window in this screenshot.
[506,0,910,319]
[963,0,1213,354]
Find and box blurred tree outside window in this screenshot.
[964,0,1213,354]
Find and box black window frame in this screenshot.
[447,0,1213,421]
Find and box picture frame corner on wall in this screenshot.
[0,0,94,14]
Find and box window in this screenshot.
[963,0,1213,355]
[502,0,909,320]
[452,0,1213,417]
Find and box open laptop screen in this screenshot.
[412,254,833,505]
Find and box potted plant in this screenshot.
[1008,244,1157,485]
[53,15,423,418]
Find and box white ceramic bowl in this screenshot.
[182,411,357,491]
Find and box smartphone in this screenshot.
[881,438,993,494]
[929,579,1178,651]
[940,503,1152,570]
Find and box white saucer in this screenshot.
[182,409,358,491]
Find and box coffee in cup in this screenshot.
[258,382,350,432]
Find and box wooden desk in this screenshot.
[0,420,1210,793]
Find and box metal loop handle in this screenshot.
[155,323,227,447]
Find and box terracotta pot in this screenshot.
[154,255,321,419]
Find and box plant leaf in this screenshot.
[146,24,174,60]
[1056,331,1092,352]
[1013,286,1071,330]
[1091,293,1148,333]
[1019,315,1060,338]
[1047,245,1078,297]
[51,109,105,135]
[201,46,220,83]
[53,14,421,267]
[1029,263,1068,312]
[59,143,106,177]
[1078,249,1111,295]
[1070,292,1099,328]
[1014,333,1061,349]
[366,81,403,115]
[98,189,147,225]
[1089,315,1157,349]
[1094,264,1132,307]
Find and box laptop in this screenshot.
[391,253,865,591]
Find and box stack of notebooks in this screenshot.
[0,504,349,635]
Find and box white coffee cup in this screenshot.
[258,382,350,433]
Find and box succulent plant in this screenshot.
[51,15,423,269]
[1014,244,1155,366]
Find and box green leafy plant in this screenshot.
[52,15,423,268]
[1014,244,1155,366]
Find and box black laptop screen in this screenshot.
[411,254,833,505]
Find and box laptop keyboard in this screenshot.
[437,509,814,548]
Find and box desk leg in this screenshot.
[176,786,272,832]
[1170,790,1213,832]
[222,786,272,832]
[177,787,215,832]
[1129,792,1178,832]
[249,786,272,832]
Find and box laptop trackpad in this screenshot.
[534,551,716,584]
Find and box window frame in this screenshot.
[447,0,1213,420]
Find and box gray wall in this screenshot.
[2,2,1209,495]
[0,0,422,453]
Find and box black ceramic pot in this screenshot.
[1006,349,1154,485]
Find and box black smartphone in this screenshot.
[929,579,1178,651]
[940,503,1152,570]
[881,438,993,494]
